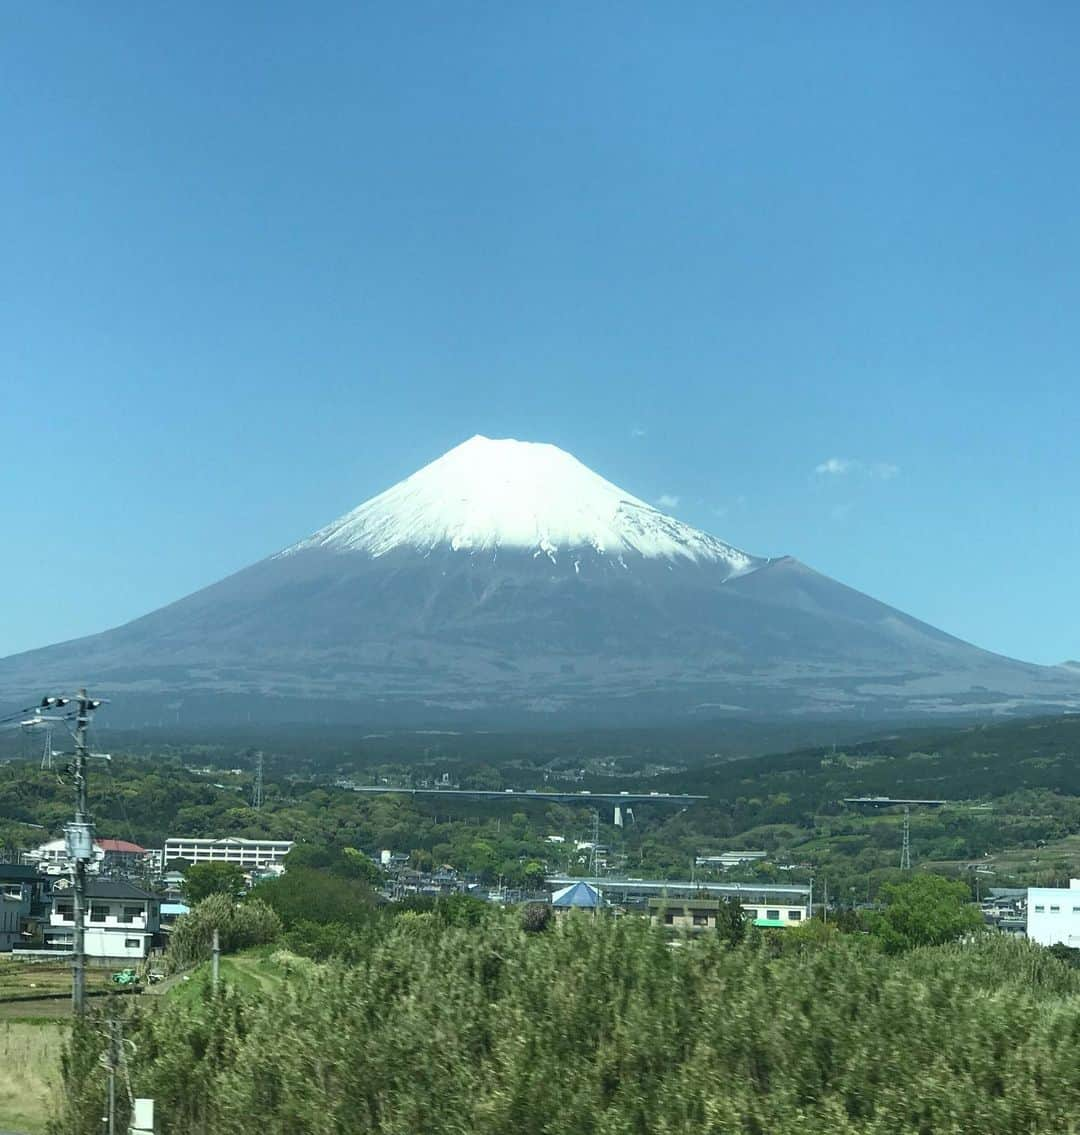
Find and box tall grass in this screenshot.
[52,918,1080,1135]
[0,1020,67,1135]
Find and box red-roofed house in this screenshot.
[96,839,149,878]
[28,837,153,880]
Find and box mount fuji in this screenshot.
[2,435,1077,727]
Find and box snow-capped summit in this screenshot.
[5,435,1079,728]
[283,435,761,574]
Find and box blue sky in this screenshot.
[2,3,1078,665]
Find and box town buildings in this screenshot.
[25,837,156,879]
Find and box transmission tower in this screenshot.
[899,806,912,871]
[19,716,55,769]
[39,721,54,770]
[252,751,264,810]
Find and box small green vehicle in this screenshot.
[110,968,139,986]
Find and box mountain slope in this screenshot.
[1,436,1076,726]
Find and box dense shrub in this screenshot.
[521,902,553,933]
[55,916,1080,1135]
[247,866,377,931]
[166,894,282,971]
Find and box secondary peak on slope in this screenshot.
[282,434,763,571]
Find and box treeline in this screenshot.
[0,762,580,885]
[6,711,1080,887]
[55,918,1080,1134]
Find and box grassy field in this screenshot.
[0,951,299,1134]
[163,947,301,1010]
[0,957,112,1002]
[0,1019,66,1135]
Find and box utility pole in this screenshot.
[45,688,102,1016]
[102,1017,121,1135]
[212,927,220,992]
[900,806,912,871]
[590,810,600,878]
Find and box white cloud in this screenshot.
[815,457,900,480]
[656,493,680,509]
[713,495,747,518]
[815,457,854,476]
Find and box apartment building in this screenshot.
[164,837,294,869]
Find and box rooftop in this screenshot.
[96,839,146,853]
[82,880,157,901]
[551,881,601,908]
[0,863,39,881]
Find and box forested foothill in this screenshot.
[4,713,1080,896]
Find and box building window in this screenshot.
[124,938,141,949]
[90,904,110,923]
[56,904,73,922]
[766,909,780,921]
[744,909,757,919]
[2,885,22,900]
[1035,905,1045,913]
[1051,906,1061,913]
[664,912,675,925]
[120,906,144,924]
[788,910,802,921]
[693,913,711,927]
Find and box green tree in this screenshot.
[248,867,377,931]
[341,846,384,886]
[873,873,983,953]
[715,895,747,947]
[182,862,246,904]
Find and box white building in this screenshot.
[1027,880,1080,947]
[164,837,294,869]
[46,879,160,960]
[27,838,105,876]
[694,851,769,870]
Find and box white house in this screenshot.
[46,879,160,960]
[164,837,293,870]
[1027,880,1080,947]
[27,837,105,876]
